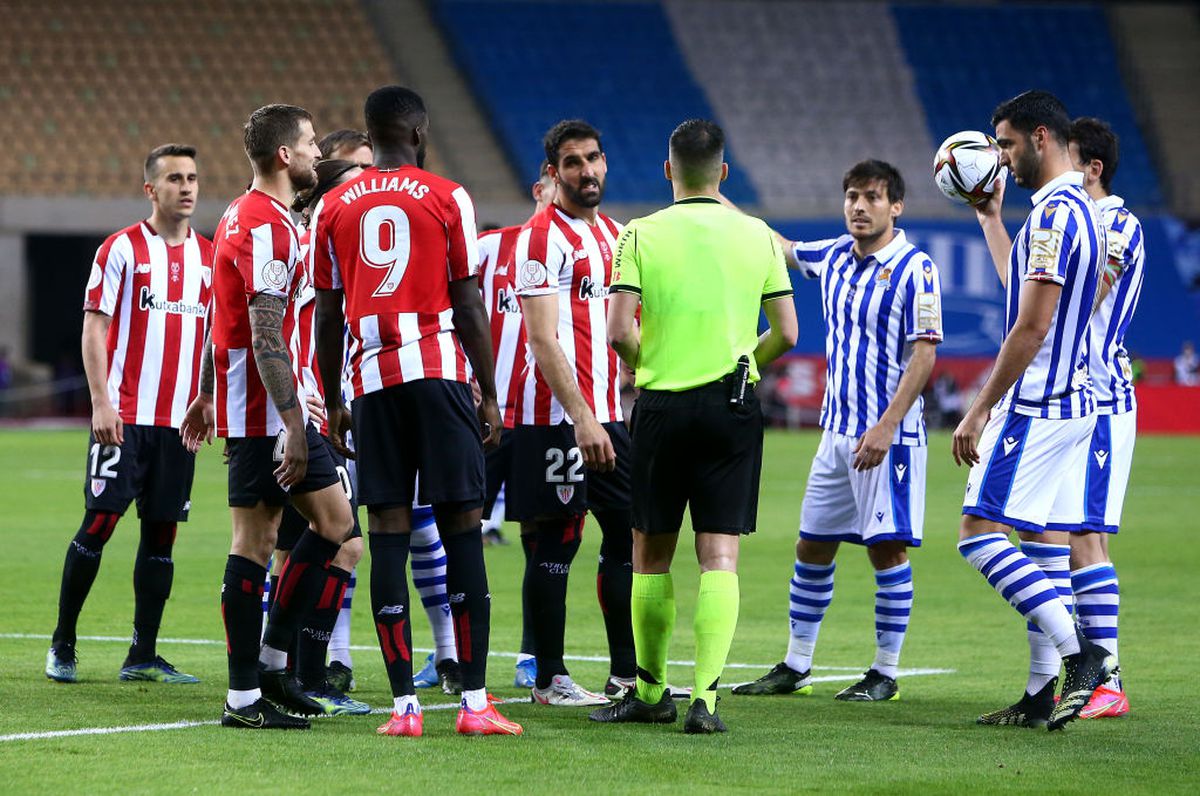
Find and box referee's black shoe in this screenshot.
[683,697,727,734]
[834,669,899,702]
[260,667,324,716]
[589,689,677,724]
[221,698,310,730]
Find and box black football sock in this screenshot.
[297,565,350,690]
[222,555,266,691]
[519,532,536,656]
[441,528,493,693]
[262,530,341,656]
[525,517,584,690]
[52,511,120,649]
[369,534,415,697]
[128,520,177,663]
[595,508,636,679]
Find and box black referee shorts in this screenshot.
[631,380,764,535]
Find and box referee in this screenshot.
[589,119,797,734]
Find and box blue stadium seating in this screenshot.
[432,0,757,204]
[892,3,1161,207]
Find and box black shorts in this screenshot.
[484,427,514,517]
[225,424,341,508]
[352,379,485,511]
[277,433,362,550]
[631,380,764,535]
[508,421,632,522]
[83,425,196,521]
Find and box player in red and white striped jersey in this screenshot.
[313,85,519,737]
[181,105,356,731]
[46,145,212,687]
[477,161,557,685]
[509,120,636,706]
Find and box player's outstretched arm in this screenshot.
[449,277,501,449]
[854,340,936,471]
[314,288,352,457]
[606,291,641,368]
[952,280,1060,466]
[248,294,307,487]
[975,175,1012,287]
[180,326,215,452]
[755,295,799,370]
[82,310,122,445]
[522,293,615,472]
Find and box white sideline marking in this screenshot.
[1,633,869,672]
[0,699,526,743]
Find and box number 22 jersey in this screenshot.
[311,165,480,397]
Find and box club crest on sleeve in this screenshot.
[556,484,575,505]
[90,479,106,497]
[260,259,288,291]
[519,259,548,289]
[1028,228,1063,274]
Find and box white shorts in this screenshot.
[962,410,1096,533]
[1046,409,1136,534]
[799,429,926,547]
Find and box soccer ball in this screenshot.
[933,131,1004,207]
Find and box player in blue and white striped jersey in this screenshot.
[733,160,942,703]
[955,91,1116,731]
[1051,116,1144,720]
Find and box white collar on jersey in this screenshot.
[854,228,909,266]
[1030,170,1084,205]
[1095,194,1126,212]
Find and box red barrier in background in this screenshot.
[1135,385,1200,433]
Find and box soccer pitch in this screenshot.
[1,428,1197,794]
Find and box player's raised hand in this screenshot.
[973,168,1008,223]
[852,420,895,471]
[92,401,124,446]
[274,426,308,488]
[575,415,616,473]
[327,404,355,459]
[952,409,988,467]
[478,395,501,450]
[179,395,213,453]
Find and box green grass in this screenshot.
[1,428,1198,794]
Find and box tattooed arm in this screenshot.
[181,325,215,452]
[249,294,307,486]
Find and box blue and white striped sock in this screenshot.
[329,567,355,668]
[958,533,1080,657]
[1020,541,1072,694]
[1072,563,1119,662]
[410,522,457,663]
[784,560,835,674]
[872,561,913,679]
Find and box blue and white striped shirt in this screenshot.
[1089,195,1145,415]
[998,171,1105,420]
[792,230,943,446]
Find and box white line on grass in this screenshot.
[0,633,872,672]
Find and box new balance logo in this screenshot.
[1094,450,1109,470]
[894,463,907,482]
[376,604,405,616]
[448,592,466,604]
[1002,436,1019,456]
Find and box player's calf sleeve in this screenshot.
[958,533,1079,657]
[297,565,351,690]
[130,520,177,661]
[1020,542,1072,693]
[872,562,912,679]
[785,560,835,674]
[262,530,341,657]
[222,555,267,691]
[329,568,354,668]
[519,533,536,657]
[631,572,675,704]
[52,510,120,646]
[1072,563,1120,661]
[524,518,583,689]
[441,529,492,693]
[410,522,457,663]
[594,509,636,679]
[693,570,739,713]
[368,533,415,697]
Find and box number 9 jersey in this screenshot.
[310,165,480,397]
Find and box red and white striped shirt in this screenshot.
[478,224,526,428]
[83,221,213,428]
[211,190,307,438]
[290,225,328,435]
[311,165,480,397]
[512,204,623,426]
